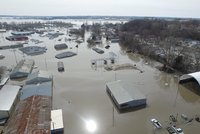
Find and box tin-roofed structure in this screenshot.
[26,70,52,85]
[10,59,35,79]
[11,31,35,36]
[54,43,68,50]
[55,51,77,59]
[5,36,28,41]
[20,81,53,100]
[19,46,47,56]
[0,85,21,120]
[4,95,51,134]
[106,80,146,112]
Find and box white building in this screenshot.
[0,85,21,121]
[51,109,64,134]
[106,81,146,112]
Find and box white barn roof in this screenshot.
[180,71,200,85]
[0,85,20,111]
[106,80,146,105]
[51,109,64,132]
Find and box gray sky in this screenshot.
[0,0,199,18]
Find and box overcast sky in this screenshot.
[0,0,199,18]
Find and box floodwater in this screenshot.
[0,20,200,134]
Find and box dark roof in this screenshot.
[4,95,51,134]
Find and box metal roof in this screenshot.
[180,71,200,85]
[106,80,146,105]
[26,70,52,85]
[4,95,51,134]
[0,77,9,86]
[10,59,34,79]
[55,51,77,59]
[0,85,20,111]
[20,81,52,100]
[51,109,64,131]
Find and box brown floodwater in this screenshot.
[0,20,200,134]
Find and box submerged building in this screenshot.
[5,36,28,41]
[51,109,64,134]
[55,51,77,59]
[106,80,146,112]
[9,59,35,79]
[54,43,68,50]
[19,46,47,56]
[11,31,34,36]
[25,70,52,85]
[20,81,53,100]
[0,85,21,123]
[4,95,51,134]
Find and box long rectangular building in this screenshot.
[106,80,146,112]
[0,85,20,121]
[4,95,51,134]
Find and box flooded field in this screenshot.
[0,20,200,134]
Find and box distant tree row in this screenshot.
[0,21,73,30]
[121,19,200,40]
[119,19,200,73]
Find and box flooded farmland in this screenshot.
[0,19,200,134]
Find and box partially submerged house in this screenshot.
[25,70,52,85]
[51,109,64,134]
[20,81,53,100]
[0,85,21,124]
[106,80,146,112]
[4,95,51,134]
[10,59,35,79]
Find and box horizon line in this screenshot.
[0,15,199,20]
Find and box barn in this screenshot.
[106,80,146,112]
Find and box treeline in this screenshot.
[0,21,73,30]
[121,19,200,40]
[119,19,200,73]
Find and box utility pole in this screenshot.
[112,106,114,127]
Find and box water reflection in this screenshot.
[85,119,97,133]
[179,82,200,102]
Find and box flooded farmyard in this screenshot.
[0,19,200,134]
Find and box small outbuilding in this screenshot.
[0,85,21,121]
[26,70,52,85]
[106,80,146,112]
[54,43,68,50]
[51,109,64,134]
[10,59,35,79]
[55,51,77,59]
